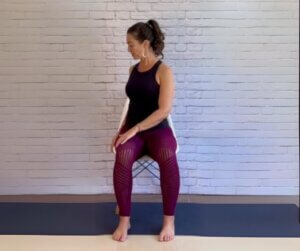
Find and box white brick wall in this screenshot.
[0,0,298,195]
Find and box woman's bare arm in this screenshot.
[134,65,174,132]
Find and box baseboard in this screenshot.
[0,194,298,206]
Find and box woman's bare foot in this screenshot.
[112,216,131,242]
[159,215,175,242]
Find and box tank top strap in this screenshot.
[151,60,162,75]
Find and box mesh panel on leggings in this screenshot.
[157,147,180,216]
[113,148,135,216]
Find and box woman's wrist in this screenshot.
[136,123,141,133]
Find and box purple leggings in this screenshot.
[113,123,180,216]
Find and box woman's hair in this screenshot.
[127,19,165,59]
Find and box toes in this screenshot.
[113,233,122,242]
[159,232,174,242]
[159,232,175,242]
[159,234,163,242]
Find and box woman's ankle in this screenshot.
[119,216,130,222]
[163,215,175,224]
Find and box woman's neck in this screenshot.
[139,56,159,69]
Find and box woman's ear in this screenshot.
[142,39,150,48]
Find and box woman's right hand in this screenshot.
[110,132,120,153]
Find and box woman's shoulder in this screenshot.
[158,61,172,75]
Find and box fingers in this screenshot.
[111,139,117,153]
[114,130,134,149]
[115,138,122,148]
[115,136,126,148]
[111,142,116,153]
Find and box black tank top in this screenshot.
[125,59,170,131]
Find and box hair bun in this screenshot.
[146,22,153,29]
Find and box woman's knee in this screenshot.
[115,146,136,167]
[158,147,177,162]
[115,139,144,166]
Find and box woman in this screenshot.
[110,19,180,242]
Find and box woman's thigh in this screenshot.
[115,123,146,163]
[142,127,177,162]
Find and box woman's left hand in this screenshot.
[115,125,139,148]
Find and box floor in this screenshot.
[0,235,299,251]
[0,194,299,251]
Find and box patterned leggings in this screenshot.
[113,123,180,216]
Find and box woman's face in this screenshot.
[126,33,148,60]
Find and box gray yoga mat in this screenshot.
[0,202,299,237]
